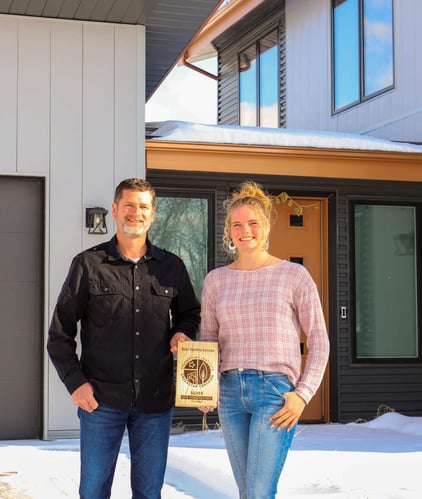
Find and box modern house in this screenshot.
[0,0,222,440]
[146,0,422,424]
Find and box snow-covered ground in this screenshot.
[1,412,421,498]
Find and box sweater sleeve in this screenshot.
[293,269,330,404]
[200,271,220,342]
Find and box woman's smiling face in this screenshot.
[229,204,266,253]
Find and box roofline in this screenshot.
[182,0,266,63]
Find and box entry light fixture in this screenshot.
[85,207,108,234]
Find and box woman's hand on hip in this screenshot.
[269,391,306,432]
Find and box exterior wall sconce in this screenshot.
[85,207,108,234]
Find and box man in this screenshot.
[47,178,200,499]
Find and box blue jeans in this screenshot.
[78,403,173,499]
[218,369,296,499]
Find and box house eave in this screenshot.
[146,140,422,183]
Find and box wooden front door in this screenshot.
[269,196,329,422]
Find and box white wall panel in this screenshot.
[286,0,331,130]
[17,19,51,173]
[0,17,18,172]
[0,15,146,436]
[82,23,116,250]
[286,0,422,142]
[115,25,143,184]
[50,20,84,266]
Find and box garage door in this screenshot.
[0,177,43,439]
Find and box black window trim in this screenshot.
[349,199,422,365]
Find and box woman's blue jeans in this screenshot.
[78,403,173,499]
[218,369,296,499]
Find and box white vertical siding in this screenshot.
[286,0,331,130]
[0,15,145,436]
[286,0,422,143]
[0,17,18,171]
[17,19,51,173]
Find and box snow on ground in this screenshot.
[1,412,421,498]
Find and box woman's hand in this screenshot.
[197,406,215,413]
[269,391,306,432]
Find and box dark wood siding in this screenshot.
[148,169,422,425]
[214,0,286,127]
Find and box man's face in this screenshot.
[112,189,156,238]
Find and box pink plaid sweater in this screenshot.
[200,260,329,404]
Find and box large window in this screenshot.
[239,30,279,127]
[352,203,420,361]
[148,193,213,303]
[333,0,394,112]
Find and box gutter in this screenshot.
[181,52,218,81]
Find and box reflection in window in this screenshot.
[239,45,257,126]
[333,0,393,111]
[239,30,279,127]
[354,204,419,360]
[148,196,209,302]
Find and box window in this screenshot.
[239,30,279,127]
[148,193,213,303]
[352,203,420,361]
[332,0,393,112]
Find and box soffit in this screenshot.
[0,0,221,100]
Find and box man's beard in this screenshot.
[120,220,151,238]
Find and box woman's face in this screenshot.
[229,204,266,253]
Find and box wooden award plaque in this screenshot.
[175,341,219,408]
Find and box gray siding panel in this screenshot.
[215,0,286,127]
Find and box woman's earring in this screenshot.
[228,240,236,252]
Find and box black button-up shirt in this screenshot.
[47,236,200,413]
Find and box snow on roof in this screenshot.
[147,120,422,154]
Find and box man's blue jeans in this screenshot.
[78,403,173,499]
[218,369,297,499]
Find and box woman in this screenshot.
[200,181,330,499]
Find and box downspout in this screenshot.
[181,52,218,80]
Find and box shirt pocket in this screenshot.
[88,281,123,327]
[150,281,177,319]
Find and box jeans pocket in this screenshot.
[263,373,294,400]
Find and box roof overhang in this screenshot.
[182,0,266,63]
[146,140,422,183]
[0,0,222,100]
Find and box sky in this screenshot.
[1,411,422,498]
[145,58,218,125]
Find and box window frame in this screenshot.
[350,199,422,364]
[149,188,216,300]
[331,0,395,114]
[238,28,280,127]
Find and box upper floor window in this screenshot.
[332,0,394,112]
[239,30,279,127]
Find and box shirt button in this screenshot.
[135,379,139,383]
[135,331,140,336]
[165,289,169,294]
[135,286,139,290]
[135,308,140,313]
[135,354,140,359]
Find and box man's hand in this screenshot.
[71,382,99,413]
[269,391,306,432]
[170,332,191,354]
